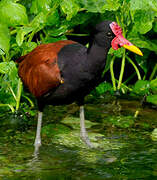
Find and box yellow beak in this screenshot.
[123,44,143,56]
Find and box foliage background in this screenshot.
[0,0,157,112]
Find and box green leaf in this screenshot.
[30,12,47,30]
[0,24,10,55]
[130,0,157,12]
[150,78,157,94]
[146,95,157,105]
[133,10,155,34]
[153,20,157,32]
[46,10,60,26]
[128,33,157,53]
[80,0,120,13]
[16,27,34,46]
[47,25,69,36]
[30,0,52,14]
[149,0,157,12]
[0,62,10,74]
[60,0,80,20]
[133,80,150,95]
[22,42,37,54]
[108,115,135,128]
[130,0,150,11]
[151,128,157,141]
[108,48,124,58]
[0,61,18,89]
[0,0,28,27]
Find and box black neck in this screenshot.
[87,40,110,75]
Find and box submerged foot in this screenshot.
[80,133,94,148]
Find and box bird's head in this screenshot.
[94,21,143,56]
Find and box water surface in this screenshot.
[0,96,157,179]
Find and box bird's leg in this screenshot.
[34,111,43,156]
[80,106,93,148]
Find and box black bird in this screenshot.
[16,21,143,154]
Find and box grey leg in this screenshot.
[34,111,43,156]
[80,106,93,148]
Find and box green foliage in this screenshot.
[107,115,135,128]
[79,0,120,12]
[0,24,10,55]
[0,0,157,112]
[60,0,80,20]
[133,80,150,96]
[146,95,157,105]
[92,82,114,96]
[0,0,28,27]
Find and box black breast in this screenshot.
[39,43,103,106]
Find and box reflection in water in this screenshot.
[0,97,157,179]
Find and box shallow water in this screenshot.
[1,96,157,179]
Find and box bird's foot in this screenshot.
[80,133,94,148]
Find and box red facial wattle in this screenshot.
[109,22,143,56]
[111,35,133,50]
[109,22,132,50]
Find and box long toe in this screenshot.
[80,134,94,148]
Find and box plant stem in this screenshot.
[0,104,15,113]
[10,29,17,35]
[28,30,36,43]
[115,79,132,91]
[23,95,34,108]
[65,33,89,36]
[126,56,141,80]
[149,63,157,80]
[123,72,136,84]
[118,50,126,90]
[16,78,22,111]
[9,86,17,101]
[110,56,116,91]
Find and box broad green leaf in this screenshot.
[133,80,150,95]
[30,0,52,14]
[0,0,28,27]
[95,82,113,95]
[80,0,120,13]
[0,62,10,74]
[133,10,155,34]
[46,10,60,26]
[60,0,80,20]
[128,33,157,53]
[149,0,157,12]
[130,0,157,12]
[150,78,157,94]
[0,24,10,55]
[16,27,34,46]
[147,95,157,105]
[0,61,18,106]
[130,0,150,11]
[30,12,47,30]
[0,61,18,88]
[153,20,157,32]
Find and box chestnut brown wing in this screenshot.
[17,40,75,97]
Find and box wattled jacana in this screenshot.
[16,21,143,154]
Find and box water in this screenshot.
[0,96,157,179]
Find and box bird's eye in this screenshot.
[107,32,113,38]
